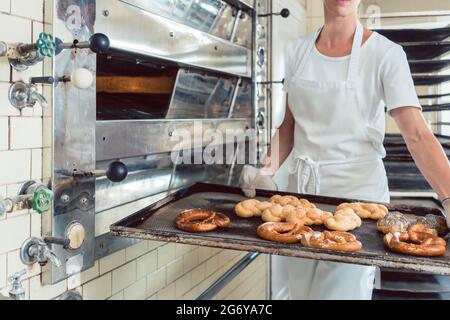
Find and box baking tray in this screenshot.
[374,27,450,43]
[110,182,450,275]
[401,41,450,60]
[410,59,450,74]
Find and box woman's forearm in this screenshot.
[392,107,450,200]
[405,130,450,200]
[262,99,295,174]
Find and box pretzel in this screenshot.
[377,212,410,234]
[301,230,362,252]
[384,231,446,257]
[257,222,313,244]
[176,209,230,232]
[269,195,316,209]
[414,215,448,236]
[235,199,273,218]
[260,204,297,222]
[337,202,388,220]
[324,208,362,231]
[285,207,333,226]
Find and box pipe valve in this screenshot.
[0,181,52,216]
[0,32,56,71]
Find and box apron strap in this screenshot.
[346,21,364,88]
[288,156,320,195]
[296,20,364,89]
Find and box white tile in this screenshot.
[147,240,165,251]
[136,250,157,279]
[198,246,213,263]
[206,255,220,277]
[108,290,124,300]
[0,253,6,289]
[157,282,175,300]
[7,249,40,279]
[31,149,42,180]
[29,275,67,300]
[125,240,148,261]
[10,117,42,149]
[68,261,99,290]
[191,263,206,287]
[0,0,10,12]
[30,211,41,237]
[99,249,125,275]
[0,83,20,116]
[124,277,146,300]
[175,243,193,257]
[0,214,30,253]
[82,273,112,300]
[185,251,201,275]
[112,261,136,294]
[175,272,191,298]
[0,150,31,185]
[0,117,8,150]
[146,267,166,297]
[0,13,30,43]
[157,243,176,269]
[11,0,43,21]
[166,256,183,284]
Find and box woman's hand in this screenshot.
[239,165,278,198]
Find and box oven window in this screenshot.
[96,54,252,120]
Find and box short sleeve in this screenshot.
[282,43,292,93]
[381,45,422,114]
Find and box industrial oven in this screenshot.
[38,0,278,284]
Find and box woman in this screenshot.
[240,0,450,300]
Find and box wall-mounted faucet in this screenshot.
[0,32,56,71]
[20,236,69,268]
[8,81,48,111]
[8,270,26,300]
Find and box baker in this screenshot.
[240,0,450,300]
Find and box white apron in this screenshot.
[283,22,390,300]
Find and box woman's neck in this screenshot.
[320,14,358,48]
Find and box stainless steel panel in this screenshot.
[121,0,236,40]
[96,119,252,161]
[233,10,253,48]
[42,0,96,284]
[96,0,252,77]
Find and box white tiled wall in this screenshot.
[0,0,268,300]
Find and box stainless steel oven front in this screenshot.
[42,0,274,284]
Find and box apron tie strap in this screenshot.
[289,156,320,195]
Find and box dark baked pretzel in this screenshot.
[176,209,230,233]
[384,231,446,257]
[257,222,313,244]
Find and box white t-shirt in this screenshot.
[283,31,421,114]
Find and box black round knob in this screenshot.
[89,33,110,54]
[106,161,128,183]
[280,8,290,18]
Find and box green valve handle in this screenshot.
[36,32,56,58]
[31,188,52,214]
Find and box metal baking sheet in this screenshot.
[110,183,450,275]
[410,59,450,74]
[413,75,450,86]
[374,27,450,43]
[401,41,450,60]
